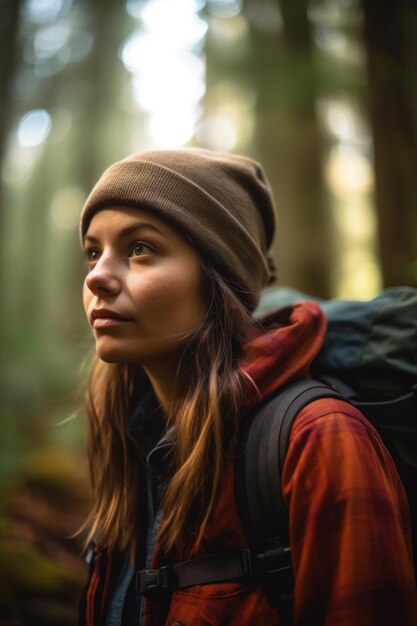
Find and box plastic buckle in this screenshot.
[240,549,253,577]
[256,545,292,576]
[136,566,171,597]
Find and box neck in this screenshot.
[141,356,181,419]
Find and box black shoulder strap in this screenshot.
[236,379,343,549]
[133,380,344,612]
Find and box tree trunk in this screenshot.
[249,0,333,297]
[65,0,132,322]
[0,0,22,302]
[0,0,21,171]
[362,0,417,287]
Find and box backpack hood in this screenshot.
[242,301,327,410]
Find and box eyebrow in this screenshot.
[84,221,167,244]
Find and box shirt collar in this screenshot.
[129,387,175,476]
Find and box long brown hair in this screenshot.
[81,263,254,555]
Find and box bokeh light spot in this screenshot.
[147,109,198,146]
[17,109,52,148]
[196,116,238,150]
[23,0,71,24]
[50,187,85,231]
[326,145,373,195]
[206,0,242,18]
[34,23,71,58]
[141,0,207,46]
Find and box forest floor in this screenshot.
[0,447,89,626]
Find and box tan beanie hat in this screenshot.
[80,148,276,311]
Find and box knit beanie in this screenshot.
[80,148,276,311]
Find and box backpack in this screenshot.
[136,286,417,612]
[236,286,417,598]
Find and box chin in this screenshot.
[95,340,135,364]
[94,336,176,365]
[97,349,141,364]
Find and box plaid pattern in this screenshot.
[283,397,417,625]
[79,302,417,625]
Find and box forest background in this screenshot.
[0,0,416,624]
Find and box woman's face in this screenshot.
[83,206,206,369]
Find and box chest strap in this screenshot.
[136,544,292,598]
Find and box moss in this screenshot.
[0,537,83,605]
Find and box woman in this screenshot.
[78,149,416,625]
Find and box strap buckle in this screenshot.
[256,543,293,604]
[256,544,292,576]
[136,550,252,597]
[136,566,174,598]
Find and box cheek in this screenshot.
[173,269,206,327]
[134,266,206,327]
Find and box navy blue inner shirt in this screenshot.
[106,386,174,626]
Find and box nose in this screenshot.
[84,254,121,298]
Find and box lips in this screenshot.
[90,308,131,329]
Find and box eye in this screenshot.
[130,241,153,257]
[84,248,100,263]
[85,249,99,261]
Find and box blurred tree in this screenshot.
[63,0,136,310]
[76,0,129,181]
[362,0,417,287]
[0,0,22,318]
[247,0,334,298]
[0,0,21,172]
